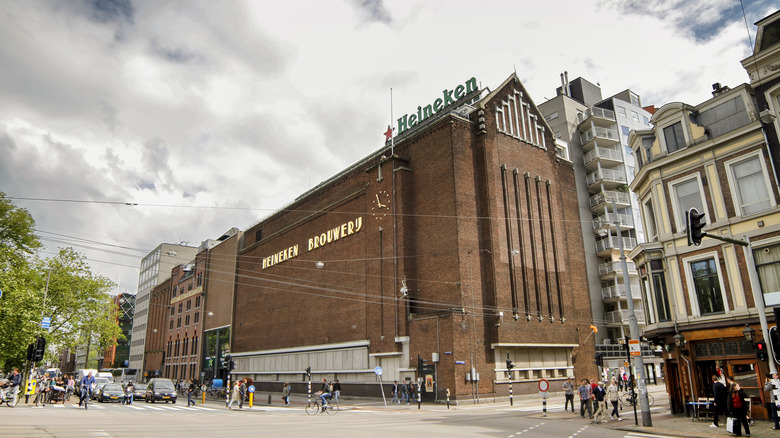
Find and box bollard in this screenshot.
[509,378,513,407]
[417,380,422,410]
[542,398,547,417]
[267,393,271,405]
[202,390,205,405]
[249,392,253,409]
[446,388,450,409]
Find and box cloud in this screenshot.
[348,0,392,25]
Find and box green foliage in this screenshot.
[0,194,122,371]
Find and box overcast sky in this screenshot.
[1,0,776,295]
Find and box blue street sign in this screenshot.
[455,360,466,365]
[374,366,383,376]
[0,289,3,299]
[41,316,51,330]
[248,385,255,393]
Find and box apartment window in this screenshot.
[617,106,626,117]
[194,312,200,324]
[188,284,193,291]
[671,177,705,232]
[643,199,658,241]
[195,296,201,308]
[172,286,177,297]
[544,111,558,122]
[197,272,203,287]
[642,116,649,125]
[178,303,183,313]
[630,111,639,122]
[170,306,175,316]
[183,338,188,356]
[186,300,191,311]
[652,271,672,322]
[726,153,773,216]
[663,122,686,152]
[185,315,190,326]
[167,342,172,356]
[192,336,198,356]
[630,92,641,107]
[169,319,173,330]
[642,260,671,323]
[177,317,181,328]
[621,125,630,137]
[755,243,780,307]
[690,258,725,316]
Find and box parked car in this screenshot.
[132,383,147,400]
[145,378,177,404]
[97,383,124,403]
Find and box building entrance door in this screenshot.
[728,360,766,420]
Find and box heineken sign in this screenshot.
[397,77,478,136]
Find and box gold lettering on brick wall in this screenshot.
[260,217,363,270]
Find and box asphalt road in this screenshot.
[2,395,669,438]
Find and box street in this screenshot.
[1,387,679,438]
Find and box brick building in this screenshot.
[230,73,595,401]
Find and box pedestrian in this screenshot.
[187,378,196,407]
[578,379,592,419]
[391,380,400,404]
[401,380,410,404]
[332,379,341,403]
[606,379,622,421]
[727,381,750,437]
[406,380,414,405]
[711,375,728,429]
[239,379,247,409]
[592,381,606,423]
[282,382,291,406]
[562,377,575,413]
[765,372,780,430]
[227,381,241,410]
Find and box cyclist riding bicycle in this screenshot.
[315,378,332,409]
[4,368,22,405]
[79,372,95,407]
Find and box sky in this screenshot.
[0,0,776,295]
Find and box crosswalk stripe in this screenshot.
[126,405,145,410]
[157,405,183,410]
[142,405,165,411]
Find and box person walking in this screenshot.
[766,372,780,430]
[332,379,341,403]
[187,378,196,407]
[227,381,242,410]
[406,380,414,405]
[578,379,592,419]
[606,379,622,421]
[391,380,400,404]
[563,377,575,413]
[727,381,750,437]
[282,382,291,406]
[711,375,728,429]
[401,380,410,404]
[239,379,247,409]
[592,382,607,423]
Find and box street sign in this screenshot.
[41,316,51,330]
[538,379,549,392]
[455,360,465,365]
[374,366,383,376]
[0,289,3,299]
[629,339,641,356]
[247,385,255,393]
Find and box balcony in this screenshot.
[593,212,634,233]
[580,127,619,150]
[583,146,623,171]
[605,309,646,325]
[577,107,616,127]
[598,261,638,279]
[586,168,627,190]
[589,190,631,213]
[595,236,637,256]
[601,284,642,302]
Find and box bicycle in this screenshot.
[305,394,339,415]
[79,386,91,410]
[0,383,20,407]
[620,391,654,408]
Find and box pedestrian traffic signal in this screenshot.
[305,366,311,377]
[756,341,769,361]
[686,208,707,246]
[223,354,231,369]
[594,352,604,367]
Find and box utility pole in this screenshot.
[612,199,652,426]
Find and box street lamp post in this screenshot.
[612,199,652,426]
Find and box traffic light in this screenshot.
[222,354,231,368]
[230,360,237,371]
[594,352,604,367]
[756,341,769,361]
[506,352,514,370]
[34,336,46,362]
[305,366,311,377]
[686,208,707,246]
[26,342,36,361]
[770,326,780,365]
[417,355,425,375]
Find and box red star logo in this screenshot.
[384,125,393,142]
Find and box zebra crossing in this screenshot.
[46,403,219,412]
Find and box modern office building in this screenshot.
[538,76,657,378]
[227,72,595,401]
[128,243,197,372]
[102,292,135,368]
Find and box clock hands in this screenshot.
[375,193,387,208]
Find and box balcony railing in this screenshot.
[600,284,642,301]
[577,107,616,124]
[595,236,637,253]
[583,147,623,166]
[598,261,638,277]
[589,191,631,209]
[592,212,634,230]
[605,309,645,324]
[580,127,619,145]
[586,168,627,186]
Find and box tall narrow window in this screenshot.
[663,122,686,152]
[672,178,705,231]
[729,155,772,215]
[644,199,658,241]
[690,258,724,315]
[755,243,780,306]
